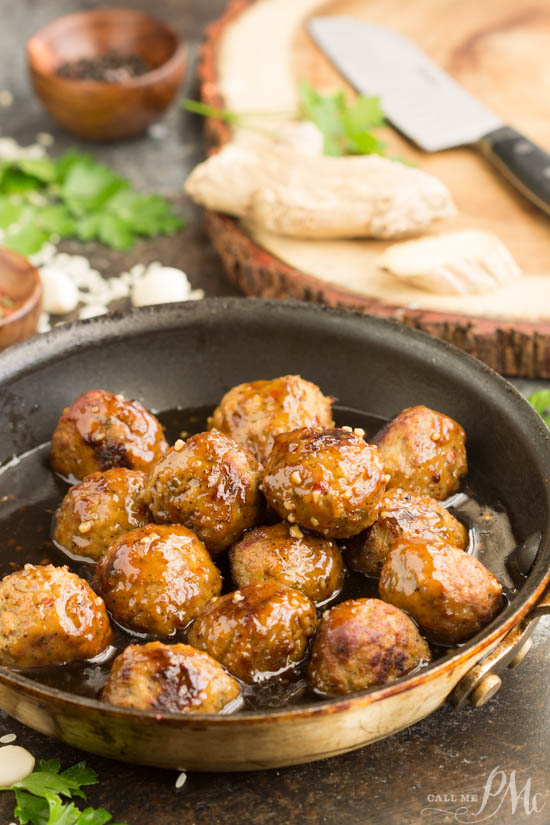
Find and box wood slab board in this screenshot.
[198,0,550,376]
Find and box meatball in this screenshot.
[145,429,262,555]
[208,375,334,464]
[50,389,168,480]
[95,524,221,636]
[346,488,468,577]
[187,581,317,683]
[53,468,150,561]
[0,564,112,668]
[379,539,503,645]
[101,642,241,713]
[372,405,467,500]
[230,522,345,605]
[307,598,431,696]
[263,427,386,538]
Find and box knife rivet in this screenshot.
[514,140,533,155]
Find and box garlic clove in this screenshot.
[0,745,35,786]
[131,266,192,307]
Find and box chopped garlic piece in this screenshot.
[39,265,79,314]
[131,264,193,307]
[378,230,523,295]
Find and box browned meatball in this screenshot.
[346,488,468,577]
[208,375,334,464]
[145,429,262,555]
[263,427,386,538]
[95,524,221,636]
[53,469,150,561]
[379,539,503,645]
[230,522,345,605]
[50,389,168,480]
[187,581,317,683]
[372,405,467,500]
[101,642,241,713]
[307,598,431,696]
[0,564,112,668]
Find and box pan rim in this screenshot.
[1,296,549,723]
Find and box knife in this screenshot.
[308,16,550,216]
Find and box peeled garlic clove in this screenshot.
[378,230,523,295]
[131,266,191,307]
[39,265,79,314]
[0,745,35,785]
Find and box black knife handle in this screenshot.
[478,126,550,216]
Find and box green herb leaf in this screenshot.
[3,222,50,255]
[181,98,241,124]
[61,159,127,216]
[14,790,49,825]
[528,390,550,427]
[17,157,57,183]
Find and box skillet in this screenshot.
[0,297,549,771]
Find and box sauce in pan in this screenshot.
[0,406,518,711]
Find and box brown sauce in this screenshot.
[0,405,518,711]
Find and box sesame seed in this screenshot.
[0,733,16,744]
[312,490,321,503]
[311,517,319,527]
[287,514,296,523]
[341,425,352,432]
[290,470,302,485]
[431,433,440,442]
[384,474,391,484]
[78,521,93,534]
[354,427,365,437]
[174,439,185,451]
[180,431,188,438]
[283,501,293,511]
[232,591,245,602]
[289,525,303,539]
[91,406,100,413]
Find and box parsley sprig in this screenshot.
[528,390,550,427]
[1,759,126,825]
[0,150,184,255]
[182,79,388,159]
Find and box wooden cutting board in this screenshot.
[198,0,550,377]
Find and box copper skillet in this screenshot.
[0,298,548,772]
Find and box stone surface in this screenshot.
[0,1,549,823]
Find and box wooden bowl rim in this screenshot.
[26,7,187,89]
[0,248,42,332]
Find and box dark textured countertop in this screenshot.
[1,1,549,823]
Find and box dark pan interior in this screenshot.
[0,297,550,715]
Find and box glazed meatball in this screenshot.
[95,524,221,636]
[53,468,150,561]
[346,488,468,577]
[187,581,317,683]
[101,642,241,713]
[50,389,168,480]
[307,598,431,696]
[0,564,112,668]
[379,539,503,645]
[372,405,467,500]
[263,427,386,538]
[145,429,262,555]
[208,375,334,464]
[230,522,345,605]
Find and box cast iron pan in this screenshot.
[0,298,548,770]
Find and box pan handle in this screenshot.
[449,586,550,710]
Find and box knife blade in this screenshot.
[308,16,550,216]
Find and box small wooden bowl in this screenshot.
[0,248,42,350]
[27,9,187,141]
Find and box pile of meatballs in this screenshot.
[0,376,504,715]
